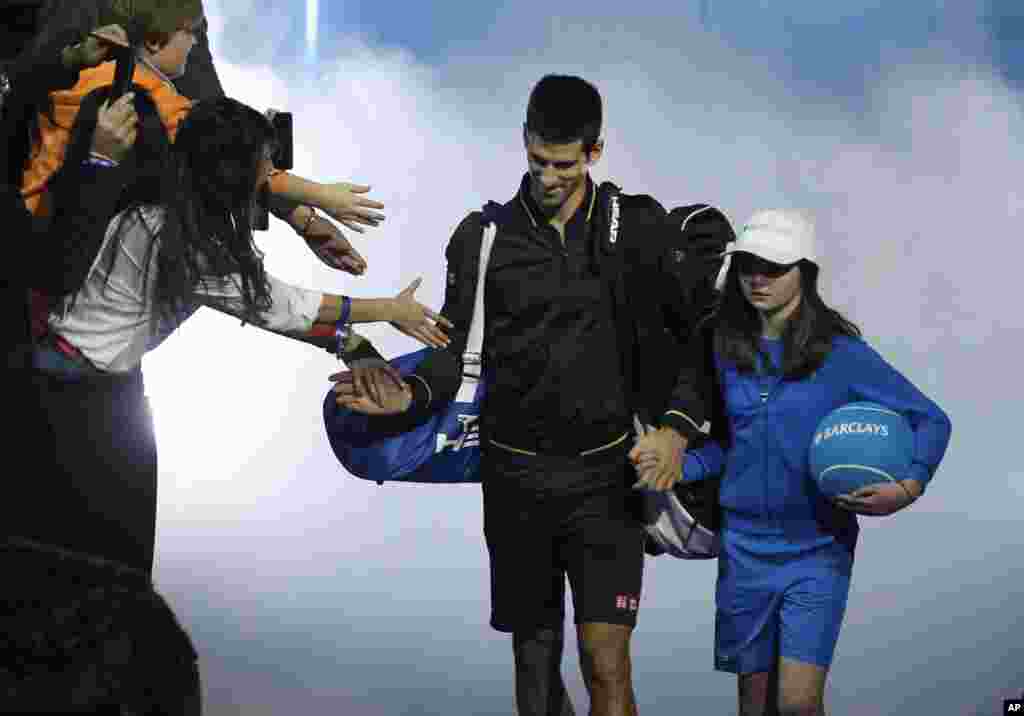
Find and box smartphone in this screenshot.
[269,111,293,170]
[253,110,294,231]
[263,109,294,170]
[110,46,135,100]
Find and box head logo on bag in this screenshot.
[608,194,620,243]
[436,413,480,454]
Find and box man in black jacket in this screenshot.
[334,75,709,716]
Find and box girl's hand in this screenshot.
[833,479,922,515]
[302,214,368,275]
[389,278,453,349]
[629,427,688,492]
[316,182,386,234]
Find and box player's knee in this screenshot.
[583,649,629,688]
[578,630,630,687]
[514,627,563,648]
[513,627,565,677]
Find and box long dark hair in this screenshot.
[63,91,274,327]
[712,258,861,378]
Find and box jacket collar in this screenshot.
[137,54,177,88]
[516,173,597,230]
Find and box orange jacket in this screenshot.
[21,60,288,215]
[23,59,291,340]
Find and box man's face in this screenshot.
[145,16,202,79]
[524,131,601,213]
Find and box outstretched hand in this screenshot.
[303,215,368,275]
[390,278,453,349]
[317,183,386,234]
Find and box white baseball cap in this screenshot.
[725,209,818,266]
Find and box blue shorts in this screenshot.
[713,528,853,674]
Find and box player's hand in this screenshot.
[833,480,921,515]
[303,214,368,275]
[316,182,386,234]
[91,92,138,162]
[329,358,403,407]
[630,427,688,492]
[389,278,453,349]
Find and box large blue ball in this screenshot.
[809,402,914,498]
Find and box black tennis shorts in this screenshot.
[480,441,646,633]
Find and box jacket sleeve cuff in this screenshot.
[406,374,433,412]
[681,452,707,483]
[339,333,385,364]
[905,462,931,492]
[659,411,705,442]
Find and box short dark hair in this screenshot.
[525,74,602,153]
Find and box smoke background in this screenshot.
[140,1,1023,713]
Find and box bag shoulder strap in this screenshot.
[454,203,499,401]
[462,221,497,367]
[593,182,647,422]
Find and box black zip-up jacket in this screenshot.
[443,174,630,453]
[344,174,710,449]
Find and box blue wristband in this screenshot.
[335,296,352,357]
[84,156,118,169]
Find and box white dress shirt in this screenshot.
[49,205,324,373]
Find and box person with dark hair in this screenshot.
[1,537,203,714]
[524,73,603,154]
[632,209,951,716]
[31,94,447,574]
[21,0,367,269]
[332,74,708,716]
[21,0,383,336]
